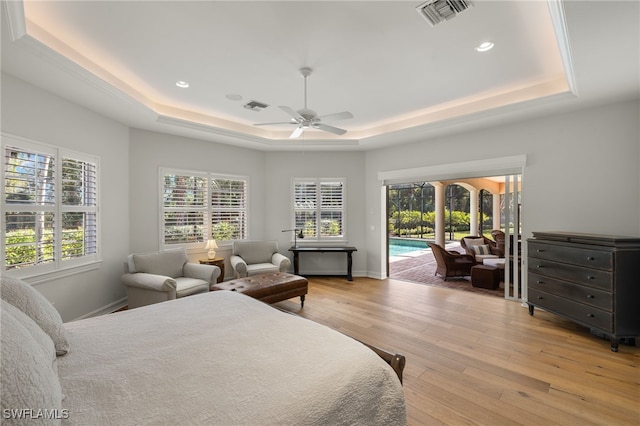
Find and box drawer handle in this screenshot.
[586,294,595,299]
[536,280,544,284]
[587,275,595,280]
[537,249,544,253]
[537,296,544,300]
[587,314,595,318]
[586,256,595,261]
[537,265,544,268]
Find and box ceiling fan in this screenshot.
[254,67,353,139]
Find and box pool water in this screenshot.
[389,238,429,256]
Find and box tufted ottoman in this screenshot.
[210,272,308,307]
[470,265,500,289]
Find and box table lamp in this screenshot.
[205,239,218,259]
[282,229,304,248]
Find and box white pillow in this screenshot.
[472,244,492,255]
[0,276,70,356]
[1,301,63,425]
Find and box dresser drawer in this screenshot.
[528,288,613,332]
[528,272,613,311]
[528,258,613,291]
[529,241,613,270]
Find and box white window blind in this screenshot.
[2,137,99,272]
[293,178,345,241]
[163,174,207,244]
[210,178,247,241]
[161,169,248,246]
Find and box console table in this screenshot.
[289,246,357,281]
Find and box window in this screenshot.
[161,169,248,246]
[2,135,99,274]
[293,178,345,241]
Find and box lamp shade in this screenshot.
[205,239,218,259]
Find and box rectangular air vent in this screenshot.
[416,0,473,27]
[243,100,269,111]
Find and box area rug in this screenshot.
[389,244,506,298]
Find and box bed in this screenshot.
[1,276,407,425]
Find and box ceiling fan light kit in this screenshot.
[254,67,353,139]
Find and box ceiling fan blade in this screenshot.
[317,111,353,121]
[315,123,347,136]
[279,106,304,121]
[289,126,304,139]
[253,121,296,126]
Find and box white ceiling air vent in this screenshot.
[416,0,473,27]
[243,100,269,111]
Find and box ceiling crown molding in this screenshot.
[547,0,578,95]
[3,0,26,41]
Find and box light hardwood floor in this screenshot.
[274,277,640,426]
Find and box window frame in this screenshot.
[159,167,249,249]
[1,133,101,279]
[291,177,346,243]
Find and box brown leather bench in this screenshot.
[210,272,308,307]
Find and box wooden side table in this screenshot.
[199,258,225,283]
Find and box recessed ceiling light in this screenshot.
[475,42,494,52]
[226,94,243,101]
[176,81,189,88]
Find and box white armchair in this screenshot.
[121,248,221,309]
[229,240,291,278]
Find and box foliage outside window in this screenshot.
[293,178,345,241]
[2,136,99,273]
[161,169,248,246]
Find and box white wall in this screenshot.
[264,151,367,276]
[128,137,368,278]
[1,73,131,322]
[128,129,267,278]
[365,99,640,277]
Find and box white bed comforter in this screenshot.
[58,290,406,425]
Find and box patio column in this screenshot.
[469,188,479,236]
[492,193,501,230]
[433,182,445,246]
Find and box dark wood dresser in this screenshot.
[527,232,640,351]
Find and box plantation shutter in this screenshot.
[210,178,247,241]
[3,139,100,272]
[3,146,56,268]
[320,181,344,238]
[294,180,317,238]
[293,178,345,241]
[60,157,98,259]
[161,169,248,246]
[163,174,207,244]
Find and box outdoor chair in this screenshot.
[460,235,503,262]
[428,243,476,281]
[491,230,521,256]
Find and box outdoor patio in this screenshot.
[389,242,507,298]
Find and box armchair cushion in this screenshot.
[175,278,210,298]
[233,241,279,264]
[128,248,187,277]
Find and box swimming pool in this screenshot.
[389,238,429,256]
